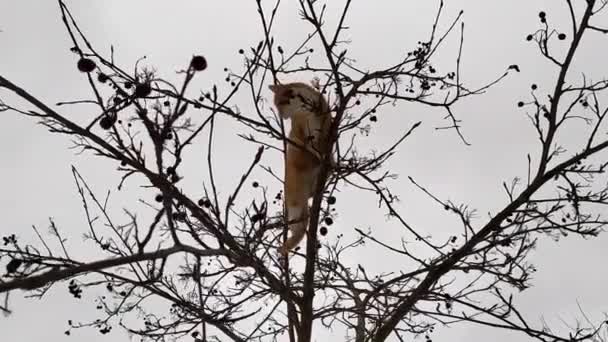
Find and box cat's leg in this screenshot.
[280,153,313,256]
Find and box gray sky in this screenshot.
[1,1,607,341]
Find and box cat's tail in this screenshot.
[280,201,309,256]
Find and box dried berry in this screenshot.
[327,196,336,205]
[319,227,328,236]
[190,55,208,71]
[77,58,96,73]
[99,114,117,130]
[6,258,22,273]
[173,212,186,221]
[198,198,211,208]
[134,83,152,98]
[97,73,108,83]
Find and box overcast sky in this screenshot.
[1,1,607,341]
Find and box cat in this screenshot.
[268,82,332,256]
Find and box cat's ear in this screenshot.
[268,84,280,93]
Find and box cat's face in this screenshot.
[269,82,323,119]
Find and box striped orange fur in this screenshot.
[269,82,332,256]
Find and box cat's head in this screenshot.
[269,82,326,119]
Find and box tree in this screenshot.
[2,0,608,341]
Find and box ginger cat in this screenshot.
[269,82,332,256]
